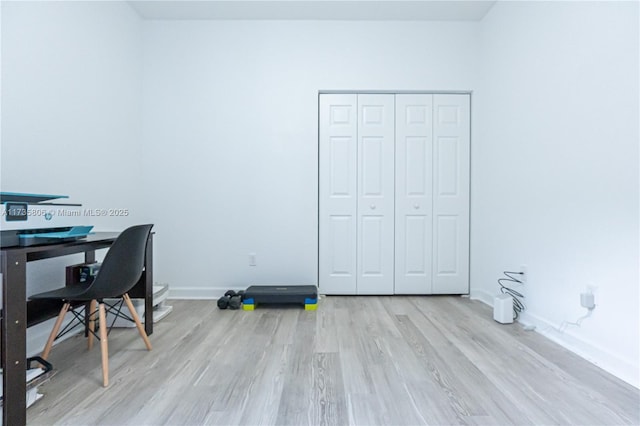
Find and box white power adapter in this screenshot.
[494,294,514,323]
[580,292,595,309]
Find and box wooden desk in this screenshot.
[1,232,154,426]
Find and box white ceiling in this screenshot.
[128,0,496,21]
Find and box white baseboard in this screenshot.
[469,288,494,306]
[168,287,245,300]
[470,288,639,389]
[518,311,639,389]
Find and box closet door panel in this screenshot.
[432,94,470,294]
[395,94,433,294]
[357,94,395,295]
[320,92,470,296]
[319,94,358,295]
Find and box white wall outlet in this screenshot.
[580,292,595,309]
[249,253,257,266]
[520,264,527,283]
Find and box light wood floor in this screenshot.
[27,296,639,425]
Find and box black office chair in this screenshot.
[29,224,154,387]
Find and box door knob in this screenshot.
[414,204,420,209]
[370,204,376,210]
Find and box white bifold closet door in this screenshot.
[318,94,358,295]
[431,94,470,294]
[319,93,469,295]
[394,94,434,294]
[318,94,395,295]
[356,94,395,295]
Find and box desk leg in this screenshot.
[83,250,96,337]
[2,252,27,426]
[144,233,153,336]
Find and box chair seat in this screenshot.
[29,283,98,302]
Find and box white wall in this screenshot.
[1,1,145,354]
[3,0,637,389]
[472,1,639,387]
[142,20,479,297]
[1,1,146,230]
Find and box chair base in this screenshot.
[41,293,152,387]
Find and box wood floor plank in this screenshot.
[314,297,340,353]
[392,313,486,420]
[413,296,575,424]
[274,310,316,425]
[309,352,348,426]
[26,297,639,426]
[346,393,390,426]
[462,298,640,423]
[234,343,289,426]
[414,296,632,425]
[384,298,524,425]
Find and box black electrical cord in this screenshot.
[498,271,525,320]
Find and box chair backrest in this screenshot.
[84,224,154,299]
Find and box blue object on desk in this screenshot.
[19,226,93,240]
[0,192,69,203]
[18,226,94,246]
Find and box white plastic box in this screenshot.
[105,284,172,327]
[493,294,514,324]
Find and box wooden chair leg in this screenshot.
[98,302,109,387]
[41,302,70,360]
[88,299,97,350]
[123,293,152,351]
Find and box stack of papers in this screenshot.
[0,367,46,408]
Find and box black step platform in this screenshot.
[242,285,318,310]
